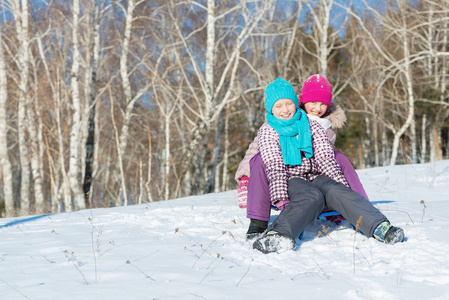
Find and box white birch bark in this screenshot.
[28,50,45,214]
[426,3,434,78]
[430,124,436,163]
[12,0,31,215]
[80,0,102,207]
[382,129,389,166]
[114,0,136,206]
[110,89,127,206]
[27,105,45,214]
[372,115,379,167]
[421,114,427,163]
[138,160,143,205]
[117,0,135,152]
[205,0,215,116]
[440,21,448,159]
[201,0,216,193]
[145,128,153,202]
[220,105,230,192]
[91,0,101,187]
[68,0,86,210]
[0,31,14,217]
[163,113,170,200]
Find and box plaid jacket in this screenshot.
[258,117,349,206]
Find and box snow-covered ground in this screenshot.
[1,160,449,300]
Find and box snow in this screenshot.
[1,160,449,300]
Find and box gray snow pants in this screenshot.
[269,175,388,240]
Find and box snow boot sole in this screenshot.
[252,231,296,254]
[384,226,405,244]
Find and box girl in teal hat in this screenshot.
[250,78,404,254]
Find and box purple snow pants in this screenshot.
[246,151,370,221]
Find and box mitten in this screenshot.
[237,176,249,208]
[274,200,289,211]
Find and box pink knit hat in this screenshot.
[300,74,333,107]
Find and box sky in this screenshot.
[1,159,449,300]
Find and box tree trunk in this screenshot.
[194,0,216,195]
[205,110,224,193]
[145,129,153,202]
[83,0,101,207]
[318,0,331,77]
[430,124,436,163]
[13,0,31,216]
[28,46,47,214]
[27,102,45,214]
[373,117,379,167]
[220,105,230,192]
[389,25,415,166]
[110,90,128,206]
[69,0,86,210]
[421,114,427,163]
[163,114,170,200]
[118,0,136,155]
[0,31,14,217]
[113,0,142,204]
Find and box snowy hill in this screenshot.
[1,160,449,300]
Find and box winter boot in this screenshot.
[373,221,404,244]
[384,226,405,244]
[252,230,296,254]
[246,219,268,240]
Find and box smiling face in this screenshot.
[303,101,328,118]
[271,98,297,120]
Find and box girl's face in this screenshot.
[303,101,328,117]
[272,98,296,120]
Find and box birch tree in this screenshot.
[0,30,14,217]
[80,0,104,207]
[28,48,46,214]
[68,0,86,210]
[10,0,32,215]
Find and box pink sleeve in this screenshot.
[234,136,259,183]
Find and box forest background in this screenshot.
[0,0,447,218]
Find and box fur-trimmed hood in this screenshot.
[321,102,346,130]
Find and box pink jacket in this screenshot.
[234,102,346,183]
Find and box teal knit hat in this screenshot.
[264,78,299,113]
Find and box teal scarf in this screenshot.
[266,108,313,165]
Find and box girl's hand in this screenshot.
[275,200,290,210]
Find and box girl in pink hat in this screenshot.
[236,74,371,239]
[245,77,403,254]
